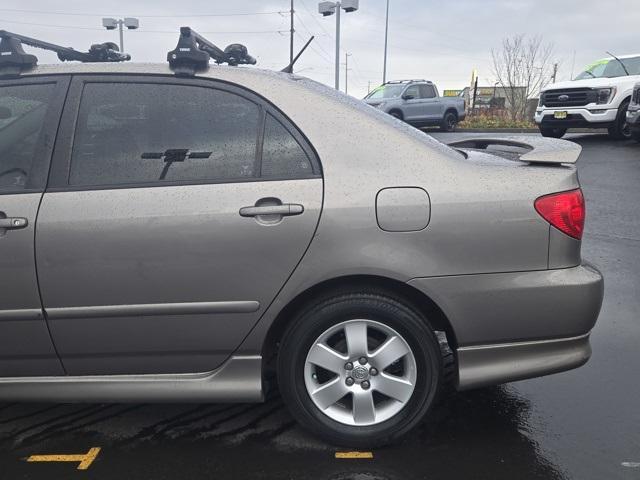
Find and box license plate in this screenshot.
[554,111,568,119]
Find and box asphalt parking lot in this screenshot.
[0,132,638,480]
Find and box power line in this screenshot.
[294,30,332,64]
[294,12,333,60]
[297,0,334,39]
[0,7,285,18]
[0,18,285,34]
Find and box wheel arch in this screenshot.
[262,274,458,370]
[387,108,404,120]
[444,108,458,119]
[616,95,632,112]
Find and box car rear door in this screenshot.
[0,76,69,376]
[419,84,443,121]
[36,75,323,375]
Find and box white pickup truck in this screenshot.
[535,54,640,139]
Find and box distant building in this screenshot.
[458,85,528,111]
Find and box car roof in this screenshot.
[593,54,640,61]
[17,62,287,80]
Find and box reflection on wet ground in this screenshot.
[0,386,565,480]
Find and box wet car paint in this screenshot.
[0,133,638,480]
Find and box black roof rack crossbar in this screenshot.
[167,27,256,77]
[0,30,130,77]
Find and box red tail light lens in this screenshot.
[535,189,585,240]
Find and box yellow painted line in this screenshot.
[335,451,374,459]
[27,447,101,470]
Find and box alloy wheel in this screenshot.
[304,319,417,426]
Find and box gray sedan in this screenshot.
[0,63,603,447]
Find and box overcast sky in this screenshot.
[1,0,639,98]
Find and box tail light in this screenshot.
[534,189,585,240]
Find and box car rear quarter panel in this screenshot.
[193,68,581,353]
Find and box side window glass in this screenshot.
[404,85,420,98]
[70,83,260,186]
[419,85,436,98]
[0,83,56,193]
[261,113,313,179]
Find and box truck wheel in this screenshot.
[608,100,632,140]
[440,111,458,132]
[539,126,567,138]
[277,291,443,447]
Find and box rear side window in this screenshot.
[419,84,436,99]
[0,83,56,193]
[70,83,260,186]
[261,113,313,178]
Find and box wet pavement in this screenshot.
[0,133,638,480]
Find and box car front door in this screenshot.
[0,76,69,376]
[36,76,323,375]
[401,84,426,122]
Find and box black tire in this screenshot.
[632,129,640,143]
[388,110,403,120]
[277,291,443,447]
[539,126,567,138]
[608,100,632,140]
[440,111,458,132]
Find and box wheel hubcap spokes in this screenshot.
[304,319,417,426]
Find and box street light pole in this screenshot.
[383,0,389,83]
[319,0,359,90]
[118,22,124,53]
[102,17,139,53]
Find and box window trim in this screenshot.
[0,76,70,196]
[47,74,322,192]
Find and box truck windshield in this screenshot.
[575,56,640,79]
[365,84,406,100]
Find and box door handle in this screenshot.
[0,217,28,230]
[239,204,304,217]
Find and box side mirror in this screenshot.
[402,94,415,100]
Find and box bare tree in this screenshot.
[491,35,554,121]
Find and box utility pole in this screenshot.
[290,0,295,67]
[334,5,341,90]
[551,62,558,83]
[344,52,351,94]
[383,0,390,83]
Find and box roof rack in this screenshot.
[167,27,256,77]
[385,79,431,84]
[0,30,130,77]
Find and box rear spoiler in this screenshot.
[447,136,581,165]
